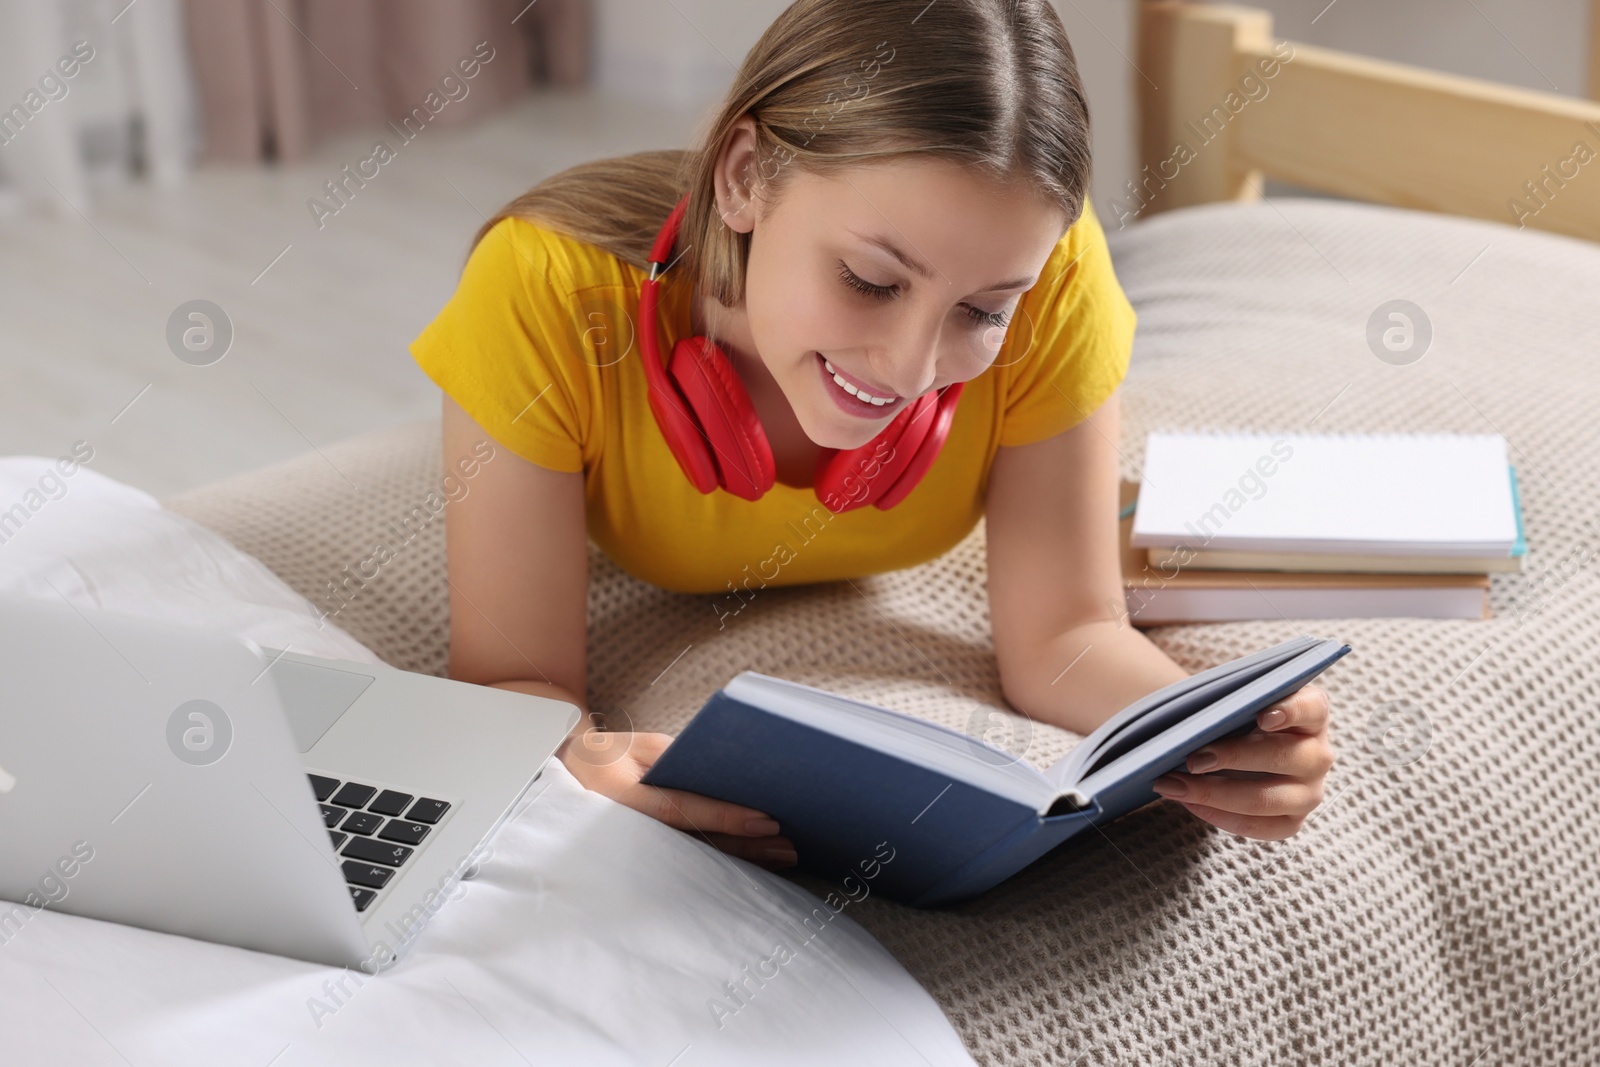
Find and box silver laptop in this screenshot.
[0,593,578,970]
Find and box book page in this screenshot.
[726,673,1058,810]
[1069,640,1349,804]
[1043,635,1318,790]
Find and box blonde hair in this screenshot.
[471,0,1091,345]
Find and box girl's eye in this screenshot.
[837,262,1013,331]
[837,262,895,300]
[967,305,1011,330]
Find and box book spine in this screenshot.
[908,804,1100,908]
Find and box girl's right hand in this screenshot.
[557,729,798,870]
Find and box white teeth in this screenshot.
[823,358,894,406]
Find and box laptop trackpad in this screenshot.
[261,652,376,752]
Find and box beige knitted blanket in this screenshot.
[166,200,1600,1065]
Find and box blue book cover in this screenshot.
[642,635,1352,907]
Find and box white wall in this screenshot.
[594,0,790,120]
[593,0,1593,216]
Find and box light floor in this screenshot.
[0,89,708,499]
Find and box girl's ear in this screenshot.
[713,116,763,235]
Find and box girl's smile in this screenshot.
[814,352,907,419]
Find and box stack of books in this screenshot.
[1120,431,1525,624]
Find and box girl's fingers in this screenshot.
[1183,727,1334,779]
[624,731,673,760]
[698,832,799,868]
[1154,769,1323,818]
[563,727,646,770]
[632,782,781,838]
[1257,683,1331,735]
[1172,799,1305,841]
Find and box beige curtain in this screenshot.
[180,0,592,162]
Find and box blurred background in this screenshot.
[0,0,1591,497]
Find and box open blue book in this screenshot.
[642,634,1351,907]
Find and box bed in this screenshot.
[145,191,1600,1066]
[14,3,1600,1064]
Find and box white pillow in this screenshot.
[0,456,377,662]
[0,455,975,1066]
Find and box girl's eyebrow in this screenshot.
[846,228,1040,292]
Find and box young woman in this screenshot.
[411,0,1333,871]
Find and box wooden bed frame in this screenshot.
[1134,2,1600,243]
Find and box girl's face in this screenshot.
[732,155,1068,451]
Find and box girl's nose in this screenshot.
[878,325,948,398]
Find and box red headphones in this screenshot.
[638,194,965,514]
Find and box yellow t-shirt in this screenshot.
[409,200,1135,596]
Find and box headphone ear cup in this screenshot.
[645,365,721,494]
[814,388,943,513]
[666,336,776,501]
[870,381,964,510]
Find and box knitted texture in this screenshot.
[165,199,1600,1065]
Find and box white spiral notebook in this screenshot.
[1129,431,1524,559]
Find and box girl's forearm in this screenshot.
[1002,618,1192,736]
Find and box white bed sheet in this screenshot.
[0,457,974,1067]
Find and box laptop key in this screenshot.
[342,861,392,889]
[405,798,450,824]
[343,836,414,868]
[368,790,414,817]
[308,774,340,802]
[330,782,377,809]
[349,886,377,912]
[378,820,430,846]
[329,831,348,851]
[341,810,384,836]
[319,804,344,828]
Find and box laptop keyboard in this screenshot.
[307,773,453,914]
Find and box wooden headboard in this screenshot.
[1133,2,1600,243]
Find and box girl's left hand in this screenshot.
[1151,683,1334,840]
